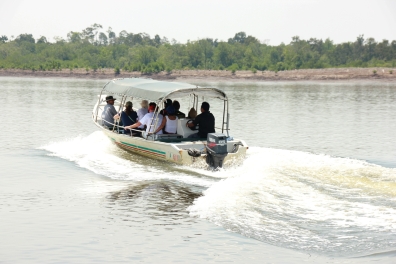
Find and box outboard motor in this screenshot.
[205,133,228,169]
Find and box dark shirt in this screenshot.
[176,110,185,119]
[192,111,215,138]
[121,111,138,134]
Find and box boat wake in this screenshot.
[189,147,396,256]
[40,131,396,256]
[39,131,215,187]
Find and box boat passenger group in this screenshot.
[101,96,215,139]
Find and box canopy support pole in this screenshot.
[222,100,226,133]
[94,83,108,122]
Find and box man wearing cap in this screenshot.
[101,95,118,128]
[187,102,215,138]
[124,102,163,137]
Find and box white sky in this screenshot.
[0,0,395,45]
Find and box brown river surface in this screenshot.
[1,77,396,263]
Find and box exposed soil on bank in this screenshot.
[1,67,395,82]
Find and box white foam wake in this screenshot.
[39,131,215,187]
[188,147,396,255]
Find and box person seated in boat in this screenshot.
[186,102,215,139]
[160,98,172,115]
[188,107,197,119]
[124,102,163,137]
[113,101,138,134]
[154,105,178,134]
[136,100,148,130]
[101,95,118,128]
[172,100,185,118]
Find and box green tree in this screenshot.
[365,37,376,61]
[67,32,82,43]
[37,36,48,44]
[81,23,102,44]
[186,41,204,68]
[228,32,246,44]
[107,27,116,45]
[214,42,233,67]
[15,34,35,43]
[134,45,158,65]
[98,32,108,46]
[0,35,8,43]
[154,34,161,46]
[199,39,214,69]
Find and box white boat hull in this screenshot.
[100,126,248,167]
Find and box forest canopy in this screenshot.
[0,24,395,73]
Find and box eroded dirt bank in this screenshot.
[1,67,395,81]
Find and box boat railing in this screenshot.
[103,122,146,136]
[95,109,231,140]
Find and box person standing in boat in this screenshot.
[101,95,118,128]
[113,101,137,134]
[153,105,178,134]
[187,102,215,138]
[124,102,163,137]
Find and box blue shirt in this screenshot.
[121,111,138,127]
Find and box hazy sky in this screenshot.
[1,0,395,45]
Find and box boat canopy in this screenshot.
[102,78,227,101]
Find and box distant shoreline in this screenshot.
[1,67,395,82]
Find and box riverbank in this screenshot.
[1,67,395,81]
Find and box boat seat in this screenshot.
[177,118,198,138]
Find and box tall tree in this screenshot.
[15,34,35,43]
[37,36,48,44]
[67,31,82,43]
[0,35,8,43]
[107,27,116,45]
[98,32,108,46]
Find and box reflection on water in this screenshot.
[107,181,202,223]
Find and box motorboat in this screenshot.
[92,78,248,168]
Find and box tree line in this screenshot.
[0,24,395,74]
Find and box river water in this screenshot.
[1,77,395,263]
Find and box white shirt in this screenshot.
[165,116,178,133]
[139,112,163,135]
[137,107,148,129]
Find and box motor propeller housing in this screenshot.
[205,133,228,169]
